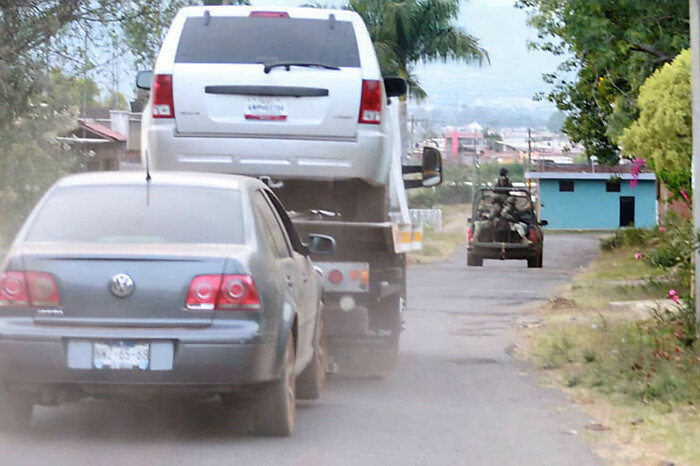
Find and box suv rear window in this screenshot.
[26,186,244,244]
[175,16,360,67]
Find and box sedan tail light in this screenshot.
[152,74,174,119]
[0,271,29,306]
[0,271,60,307]
[186,274,261,311]
[358,79,382,125]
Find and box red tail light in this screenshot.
[467,226,474,242]
[328,269,344,285]
[0,271,60,307]
[186,274,261,311]
[359,79,382,124]
[26,272,60,307]
[218,275,261,310]
[0,271,28,306]
[152,74,174,119]
[250,11,289,17]
[529,228,538,243]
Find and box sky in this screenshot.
[412,0,564,111]
[113,0,565,117]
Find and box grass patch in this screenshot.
[565,246,672,309]
[408,203,469,264]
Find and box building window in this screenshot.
[559,180,574,192]
[606,179,621,192]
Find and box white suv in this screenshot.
[138,6,406,186]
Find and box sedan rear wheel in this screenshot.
[254,335,296,436]
[296,308,326,400]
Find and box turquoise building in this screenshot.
[527,167,657,230]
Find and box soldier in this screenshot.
[501,196,530,244]
[496,167,512,188]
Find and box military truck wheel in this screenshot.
[0,386,33,431]
[527,252,543,268]
[467,254,483,267]
[296,308,326,400]
[253,336,295,436]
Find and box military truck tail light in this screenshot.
[528,228,538,243]
[467,226,474,242]
[152,74,174,118]
[359,80,382,124]
[218,275,261,310]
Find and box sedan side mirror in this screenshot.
[306,234,336,255]
[136,70,153,91]
[384,77,407,98]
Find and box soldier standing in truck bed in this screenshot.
[496,168,512,188]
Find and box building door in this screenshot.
[620,197,635,227]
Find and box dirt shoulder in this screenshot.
[519,243,698,466]
[408,203,469,264]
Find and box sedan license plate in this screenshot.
[93,341,150,370]
[245,97,287,121]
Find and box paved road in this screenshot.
[0,235,603,466]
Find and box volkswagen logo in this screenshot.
[110,273,135,298]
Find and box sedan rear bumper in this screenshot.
[0,318,281,390]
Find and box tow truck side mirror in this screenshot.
[403,146,443,189]
[136,70,153,90]
[305,234,336,255]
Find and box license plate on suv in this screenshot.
[245,97,287,121]
[93,341,150,370]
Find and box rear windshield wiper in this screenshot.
[263,61,341,74]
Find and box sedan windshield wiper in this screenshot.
[263,61,341,74]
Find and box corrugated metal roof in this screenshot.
[78,120,127,142]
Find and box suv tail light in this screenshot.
[152,74,174,119]
[359,79,382,125]
[0,271,60,307]
[186,274,261,311]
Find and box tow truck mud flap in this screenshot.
[327,335,398,377]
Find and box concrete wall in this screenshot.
[539,179,657,229]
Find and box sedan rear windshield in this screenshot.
[175,16,360,67]
[26,186,244,244]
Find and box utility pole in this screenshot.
[527,127,533,191]
[690,0,700,332]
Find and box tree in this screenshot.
[349,0,487,157]
[516,0,689,164]
[621,50,691,199]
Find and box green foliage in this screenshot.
[349,0,487,99]
[621,50,692,199]
[516,0,689,164]
[600,227,648,251]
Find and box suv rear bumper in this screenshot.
[0,318,280,388]
[144,123,391,186]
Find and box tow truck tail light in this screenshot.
[218,275,261,310]
[152,74,174,119]
[359,79,382,125]
[186,274,261,311]
[0,271,29,306]
[328,269,344,285]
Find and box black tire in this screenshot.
[527,252,543,268]
[253,336,296,436]
[0,386,33,431]
[467,253,483,267]
[296,307,326,400]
